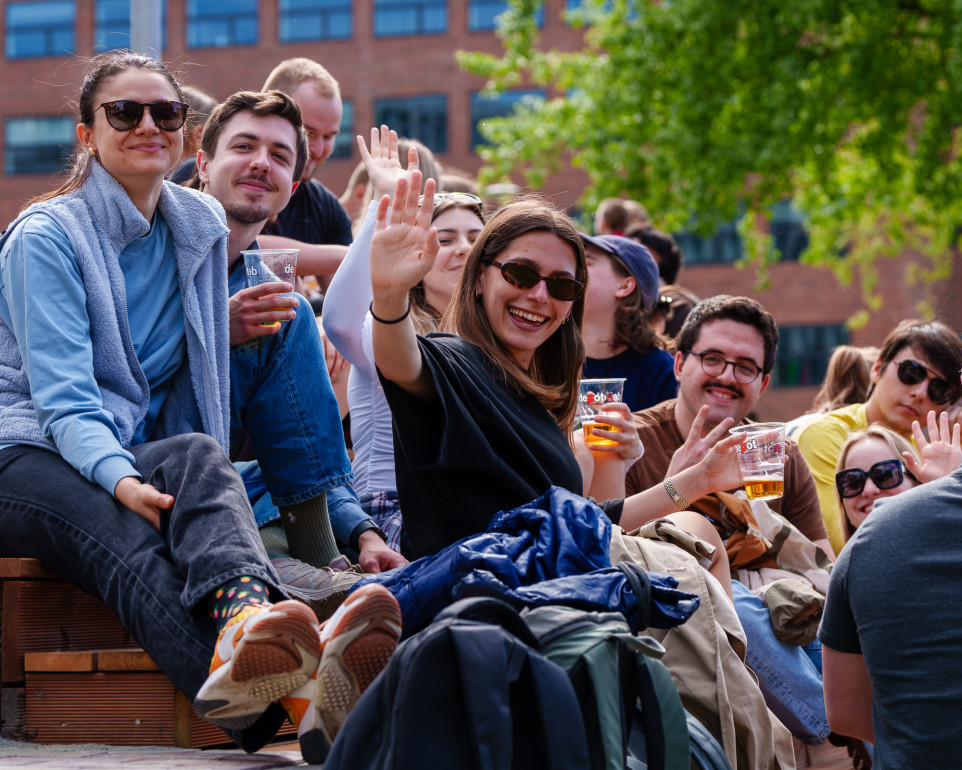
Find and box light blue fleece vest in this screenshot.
[0,161,231,452]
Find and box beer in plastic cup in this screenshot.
[242,249,299,327]
[578,378,627,448]
[728,422,787,500]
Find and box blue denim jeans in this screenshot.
[228,267,351,507]
[0,436,288,750]
[732,579,830,744]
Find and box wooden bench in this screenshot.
[0,558,293,747]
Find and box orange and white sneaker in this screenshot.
[195,599,321,729]
[281,584,401,764]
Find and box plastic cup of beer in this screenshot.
[578,378,627,448]
[242,249,298,328]
[728,422,787,500]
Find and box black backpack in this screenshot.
[324,597,591,770]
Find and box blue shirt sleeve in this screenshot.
[0,214,139,494]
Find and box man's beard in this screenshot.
[223,200,274,225]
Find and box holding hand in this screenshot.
[584,402,644,467]
[229,282,298,345]
[906,410,962,483]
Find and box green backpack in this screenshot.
[524,604,692,770]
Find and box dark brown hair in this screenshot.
[199,90,309,182]
[443,197,587,435]
[676,295,779,375]
[871,319,962,402]
[26,50,185,209]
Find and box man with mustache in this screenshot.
[195,90,405,608]
[624,294,834,746]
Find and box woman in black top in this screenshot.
[370,175,742,566]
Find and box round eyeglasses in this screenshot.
[685,351,762,384]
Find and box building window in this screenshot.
[772,324,849,387]
[469,0,543,31]
[5,1,75,59]
[770,200,809,262]
[96,0,167,52]
[278,0,351,42]
[674,220,743,265]
[331,100,353,159]
[373,0,447,36]
[5,117,75,175]
[375,95,447,153]
[471,89,543,147]
[187,0,258,48]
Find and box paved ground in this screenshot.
[0,739,313,769]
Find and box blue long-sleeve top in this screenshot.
[0,212,186,494]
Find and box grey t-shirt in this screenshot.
[818,468,962,769]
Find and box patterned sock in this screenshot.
[278,493,340,568]
[208,576,271,633]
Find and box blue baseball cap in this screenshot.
[581,233,660,313]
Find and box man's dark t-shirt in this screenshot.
[264,178,353,246]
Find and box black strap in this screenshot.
[617,561,653,633]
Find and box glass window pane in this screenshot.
[187,0,258,48]
[469,0,542,31]
[5,117,75,175]
[6,1,75,59]
[374,95,447,153]
[471,89,543,147]
[331,100,354,159]
[373,0,447,36]
[278,0,352,41]
[771,325,849,387]
[95,0,168,52]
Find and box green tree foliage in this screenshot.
[458,0,962,311]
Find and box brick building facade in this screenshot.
[0,0,957,421]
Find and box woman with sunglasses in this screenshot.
[835,413,961,542]
[368,174,744,561]
[323,126,486,552]
[0,51,335,750]
[796,318,962,554]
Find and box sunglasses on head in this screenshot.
[892,359,958,406]
[418,192,483,208]
[97,100,189,132]
[835,459,905,498]
[488,260,586,302]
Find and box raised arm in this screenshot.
[905,409,962,483]
[322,126,419,370]
[370,173,439,401]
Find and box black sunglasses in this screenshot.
[835,459,904,498]
[97,100,189,132]
[892,359,958,406]
[488,260,585,302]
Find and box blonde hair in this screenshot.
[263,58,340,99]
[835,425,919,542]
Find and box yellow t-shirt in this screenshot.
[795,403,869,555]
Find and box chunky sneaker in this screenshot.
[281,583,401,764]
[194,599,321,729]
[272,556,365,622]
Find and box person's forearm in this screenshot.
[370,293,434,400]
[256,234,348,278]
[620,464,714,531]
